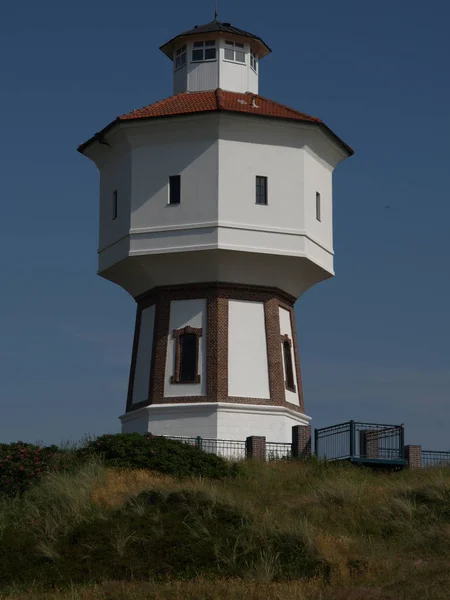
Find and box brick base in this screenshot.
[292,425,311,458]
[246,436,266,460]
[405,445,422,469]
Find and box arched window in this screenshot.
[281,335,296,393]
[171,326,202,384]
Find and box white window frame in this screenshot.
[250,49,258,72]
[224,40,246,64]
[316,192,321,222]
[191,40,217,63]
[175,45,187,70]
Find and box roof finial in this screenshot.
[214,0,219,21]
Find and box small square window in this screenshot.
[192,49,203,61]
[112,190,118,220]
[235,50,245,63]
[193,41,204,48]
[205,40,215,47]
[256,176,268,205]
[316,192,321,221]
[224,48,234,60]
[169,175,181,205]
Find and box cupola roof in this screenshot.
[160,20,271,60]
[78,90,353,156]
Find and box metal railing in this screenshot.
[314,421,405,463]
[164,435,247,461]
[164,436,294,461]
[422,450,450,467]
[266,442,292,460]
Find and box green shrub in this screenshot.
[0,442,60,497]
[78,433,240,479]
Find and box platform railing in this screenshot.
[422,450,450,467]
[314,421,405,464]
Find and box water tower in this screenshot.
[78,20,352,442]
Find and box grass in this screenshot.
[2,456,450,599]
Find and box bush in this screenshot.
[79,433,240,479]
[0,442,61,497]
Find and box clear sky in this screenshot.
[0,0,449,449]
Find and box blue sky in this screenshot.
[0,0,449,449]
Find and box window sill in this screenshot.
[170,377,201,385]
[223,59,246,66]
[191,59,218,64]
[167,202,181,206]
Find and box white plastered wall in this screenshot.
[228,300,270,398]
[129,118,219,234]
[278,307,300,406]
[164,299,207,397]
[121,403,310,443]
[132,305,155,405]
[99,145,132,251]
[303,146,333,251]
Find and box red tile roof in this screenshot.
[119,89,322,124]
[78,90,353,155]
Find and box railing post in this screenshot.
[292,425,312,459]
[349,420,355,459]
[246,436,266,460]
[399,424,405,459]
[314,428,319,457]
[195,436,203,451]
[405,445,422,468]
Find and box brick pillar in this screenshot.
[292,425,311,458]
[405,445,422,469]
[365,430,379,459]
[246,436,266,460]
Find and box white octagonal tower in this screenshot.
[78,19,353,443]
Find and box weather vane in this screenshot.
[215,0,219,21]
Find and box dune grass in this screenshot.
[1,457,450,599]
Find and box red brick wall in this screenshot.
[405,445,422,469]
[292,425,311,458]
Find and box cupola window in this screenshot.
[192,40,217,62]
[250,50,258,72]
[175,45,187,69]
[224,40,245,63]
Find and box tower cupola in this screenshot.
[160,20,271,94]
